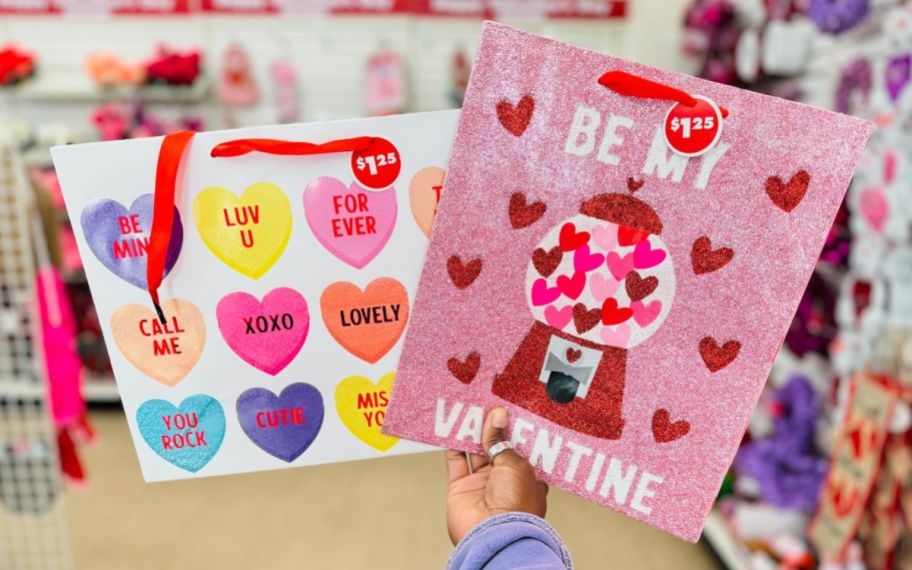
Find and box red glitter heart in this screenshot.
[556,271,586,300]
[532,246,562,278]
[565,347,582,363]
[765,169,811,213]
[652,409,690,443]
[496,95,535,137]
[448,351,481,384]
[447,255,482,289]
[699,337,741,372]
[626,176,645,193]
[625,271,658,301]
[559,222,590,252]
[829,481,860,519]
[601,298,633,326]
[509,192,546,229]
[617,225,649,246]
[572,303,601,333]
[691,236,734,275]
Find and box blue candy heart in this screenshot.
[136,395,225,473]
[80,194,183,288]
[236,383,324,462]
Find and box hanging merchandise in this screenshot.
[0,44,35,87]
[807,0,870,34]
[270,58,299,124]
[364,47,407,116]
[448,46,471,108]
[86,52,146,88]
[51,111,459,481]
[217,43,258,108]
[682,0,741,84]
[145,45,202,87]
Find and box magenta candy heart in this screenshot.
[573,245,604,272]
[216,288,310,375]
[531,278,561,306]
[303,177,397,269]
[633,240,666,269]
[631,300,662,327]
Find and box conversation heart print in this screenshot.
[80,194,183,288]
[110,299,206,387]
[320,277,409,364]
[136,395,226,473]
[216,287,310,375]
[335,372,399,452]
[408,167,445,238]
[236,383,324,462]
[193,183,292,279]
[303,177,397,268]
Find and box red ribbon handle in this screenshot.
[598,70,730,118]
[148,130,194,324]
[148,133,379,322]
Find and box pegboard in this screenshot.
[0,143,73,569]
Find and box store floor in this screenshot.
[65,410,721,569]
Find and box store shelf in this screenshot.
[9,77,211,104]
[703,510,750,570]
[83,374,120,403]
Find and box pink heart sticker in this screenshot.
[606,251,634,281]
[631,299,662,327]
[633,240,666,269]
[303,177,397,269]
[592,224,618,251]
[216,287,310,375]
[600,324,631,347]
[544,305,572,330]
[531,278,561,306]
[589,273,620,302]
[573,244,604,272]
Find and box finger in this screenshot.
[469,453,489,472]
[445,449,469,483]
[482,407,524,468]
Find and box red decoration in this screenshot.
[572,303,601,333]
[765,170,811,213]
[496,95,535,137]
[566,347,582,363]
[625,271,658,301]
[691,236,734,275]
[652,409,690,443]
[558,222,590,252]
[447,255,482,289]
[699,336,741,372]
[601,298,633,325]
[626,176,645,193]
[448,351,481,384]
[617,225,649,246]
[556,271,586,300]
[532,246,562,277]
[508,192,547,229]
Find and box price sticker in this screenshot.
[351,137,402,189]
[663,95,723,157]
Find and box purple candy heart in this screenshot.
[80,194,183,289]
[236,383,324,463]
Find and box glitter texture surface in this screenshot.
[384,23,873,542]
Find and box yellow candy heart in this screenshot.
[193,183,292,279]
[335,372,399,452]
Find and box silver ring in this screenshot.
[486,441,513,461]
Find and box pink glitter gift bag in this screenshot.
[384,23,874,542]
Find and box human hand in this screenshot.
[445,407,548,545]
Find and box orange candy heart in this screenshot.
[110,299,206,387]
[320,278,409,364]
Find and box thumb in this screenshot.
[482,407,524,468]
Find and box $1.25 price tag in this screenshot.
[663,95,723,157]
[351,138,402,189]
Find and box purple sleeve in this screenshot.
[447,512,573,570]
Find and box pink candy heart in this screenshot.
[600,324,630,347]
[573,244,604,272]
[633,240,666,269]
[216,287,310,375]
[544,305,573,330]
[592,224,618,252]
[589,273,620,302]
[606,251,634,281]
[303,177,397,269]
[631,299,662,327]
[531,278,561,306]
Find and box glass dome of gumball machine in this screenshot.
[493,193,676,440]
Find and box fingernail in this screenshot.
[492,407,508,429]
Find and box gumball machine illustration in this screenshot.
[492,193,676,440]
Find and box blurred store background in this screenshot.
[1,0,911,569]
